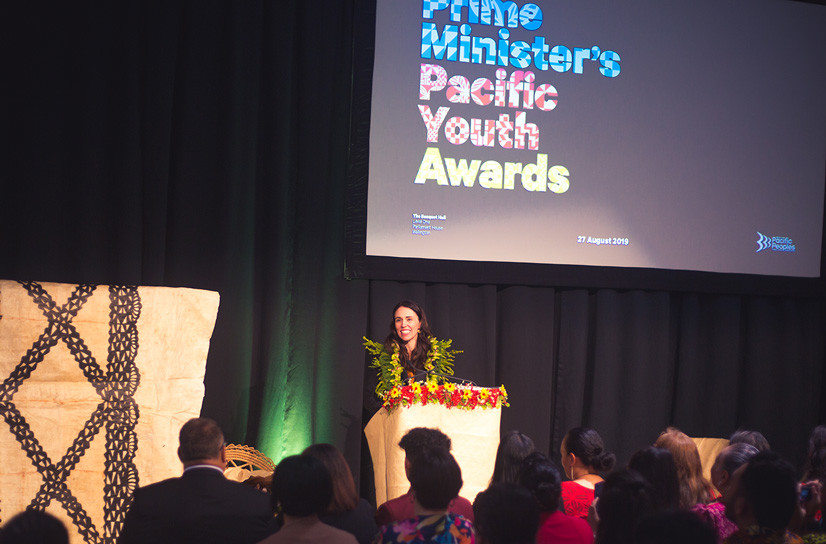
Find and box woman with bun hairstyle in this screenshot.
[559,427,616,519]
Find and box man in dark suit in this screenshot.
[118,417,278,544]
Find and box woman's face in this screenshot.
[394,306,420,344]
[710,448,727,492]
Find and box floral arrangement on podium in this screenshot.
[381,382,508,412]
[363,337,508,412]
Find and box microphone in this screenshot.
[424,369,477,387]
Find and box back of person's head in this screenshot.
[178,417,224,463]
[399,427,451,461]
[627,447,680,511]
[272,454,333,517]
[739,451,798,531]
[596,469,656,544]
[729,429,771,452]
[719,443,759,476]
[517,451,562,513]
[653,427,709,508]
[490,430,535,485]
[302,443,358,514]
[473,483,540,544]
[408,447,463,510]
[563,427,616,472]
[635,509,717,544]
[802,425,826,483]
[0,509,69,544]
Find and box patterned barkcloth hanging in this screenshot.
[0,280,219,544]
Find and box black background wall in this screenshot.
[3,0,824,494]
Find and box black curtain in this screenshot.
[3,1,824,496]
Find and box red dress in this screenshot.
[561,481,595,519]
[536,510,594,544]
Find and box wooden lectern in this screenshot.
[364,386,504,506]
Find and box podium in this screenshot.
[364,385,505,506]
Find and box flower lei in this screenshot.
[382,383,509,412]
[363,336,460,398]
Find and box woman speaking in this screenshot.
[384,300,433,379]
[364,300,458,403]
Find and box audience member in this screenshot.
[723,451,802,544]
[560,427,616,519]
[627,447,680,512]
[635,509,717,544]
[118,417,277,544]
[518,452,593,544]
[259,454,357,544]
[302,443,377,544]
[798,426,826,536]
[654,427,711,509]
[375,447,473,544]
[693,443,759,541]
[473,483,539,544]
[0,509,69,544]
[729,430,771,453]
[375,427,474,526]
[489,430,535,485]
[594,469,656,544]
[801,426,826,485]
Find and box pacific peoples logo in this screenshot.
[756,232,796,253]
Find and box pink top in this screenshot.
[692,501,738,541]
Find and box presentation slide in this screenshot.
[366,0,826,277]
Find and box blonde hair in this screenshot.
[653,427,710,508]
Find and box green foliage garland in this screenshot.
[363,336,461,398]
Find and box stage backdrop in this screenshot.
[0,280,220,544]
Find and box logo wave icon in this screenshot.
[756,232,771,252]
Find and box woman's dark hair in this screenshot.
[473,483,540,544]
[383,300,433,374]
[802,425,826,483]
[596,469,656,544]
[409,447,463,510]
[272,455,332,517]
[302,443,359,514]
[719,443,759,476]
[0,509,69,544]
[741,451,798,531]
[491,430,535,485]
[628,447,680,511]
[635,509,717,544]
[729,429,771,452]
[517,451,562,512]
[563,427,616,473]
